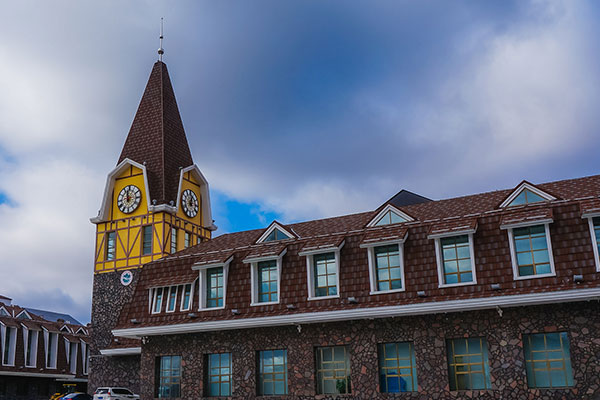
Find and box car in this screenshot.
[60,394,93,400]
[93,387,139,400]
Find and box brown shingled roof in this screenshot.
[118,61,194,205]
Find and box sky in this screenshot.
[1,0,600,324]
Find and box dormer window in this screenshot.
[500,182,555,208]
[23,327,39,367]
[367,204,414,228]
[245,249,286,306]
[44,329,58,369]
[152,288,164,314]
[300,242,344,300]
[1,325,17,366]
[0,307,8,317]
[16,310,31,320]
[192,256,233,311]
[256,222,295,244]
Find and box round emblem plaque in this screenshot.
[120,270,133,286]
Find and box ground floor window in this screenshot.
[155,355,181,398]
[315,346,351,394]
[446,337,491,390]
[523,332,573,388]
[378,342,417,392]
[258,349,287,395]
[207,352,232,397]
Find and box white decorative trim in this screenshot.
[427,227,477,240]
[582,211,600,219]
[246,250,286,307]
[75,327,88,336]
[433,233,478,288]
[364,240,407,295]
[506,223,556,280]
[0,371,79,379]
[90,158,151,223]
[60,325,72,333]
[197,258,232,311]
[99,347,142,356]
[500,218,554,230]
[299,243,344,257]
[175,165,215,230]
[367,204,414,228]
[499,182,556,208]
[113,288,600,339]
[0,306,9,317]
[256,222,295,244]
[15,310,32,320]
[305,243,344,300]
[587,217,600,272]
[359,235,408,249]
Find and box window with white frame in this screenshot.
[152,287,164,314]
[44,330,58,369]
[66,339,78,374]
[301,244,344,300]
[431,234,477,287]
[504,223,555,279]
[256,222,295,244]
[367,204,414,228]
[192,257,232,311]
[23,328,39,367]
[587,216,600,271]
[499,182,555,208]
[361,240,406,294]
[166,286,178,313]
[180,283,193,311]
[245,252,286,306]
[1,325,17,366]
[0,307,8,317]
[81,341,89,375]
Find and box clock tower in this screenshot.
[88,60,215,392]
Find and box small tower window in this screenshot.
[142,226,153,255]
[184,232,191,249]
[106,232,116,260]
[171,228,177,254]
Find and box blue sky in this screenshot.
[1,0,600,323]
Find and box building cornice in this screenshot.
[99,347,142,356]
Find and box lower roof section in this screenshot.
[99,347,142,356]
[113,287,600,339]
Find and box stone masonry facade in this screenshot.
[138,302,600,399]
[89,271,141,393]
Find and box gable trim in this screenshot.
[367,204,414,228]
[175,165,215,231]
[499,181,556,208]
[256,222,296,244]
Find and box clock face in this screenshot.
[181,189,199,218]
[117,185,142,214]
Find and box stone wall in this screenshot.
[139,301,600,399]
[88,270,141,393]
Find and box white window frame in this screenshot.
[501,220,556,280]
[360,239,407,295]
[429,230,478,288]
[1,324,16,366]
[584,214,600,272]
[367,204,414,228]
[60,325,72,333]
[15,310,32,320]
[165,286,179,313]
[300,242,344,300]
[75,327,87,336]
[256,222,295,244]
[81,340,89,375]
[180,282,195,312]
[151,287,164,314]
[171,227,178,253]
[0,306,9,317]
[22,327,39,368]
[244,250,286,307]
[43,328,58,369]
[499,182,555,208]
[192,257,233,311]
[66,339,78,374]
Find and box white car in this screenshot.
[93,388,139,400]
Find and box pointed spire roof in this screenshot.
[118,61,194,205]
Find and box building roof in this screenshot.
[113,173,600,335]
[118,61,194,205]
[24,307,82,325]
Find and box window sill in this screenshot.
[369,288,405,295]
[438,281,477,288]
[307,295,340,301]
[250,301,279,307]
[514,272,556,281]
[198,306,226,311]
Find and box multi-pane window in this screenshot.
[315,346,351,395]
[142,226,153,255]
[523,332,573,388]
[2,327,15,366]
[184,232,191,249]
[171,228,178,253]
[507,188,546,206]
[106,231,116,260]
[206,267,224,308]
[258,350,287,395]
[180,284,192,311]
[81,342,90,375]
[375,210,407,226]
[314,253,337,297]
[207,353,232,397]
[264,228,291,242]
[153,288,164,314]
[46,332,58,369]
[68,341,77,374]
[374,245,402,291]
[166,286,177,312]
[25,330,38,367]
[512,225,552,277]
[446,338,491,390]
[258,261,278,303]
[155,355,181,398]
[378,342,417,392]
[440,235,474,284]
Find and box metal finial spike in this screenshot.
[158,17,164,61]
